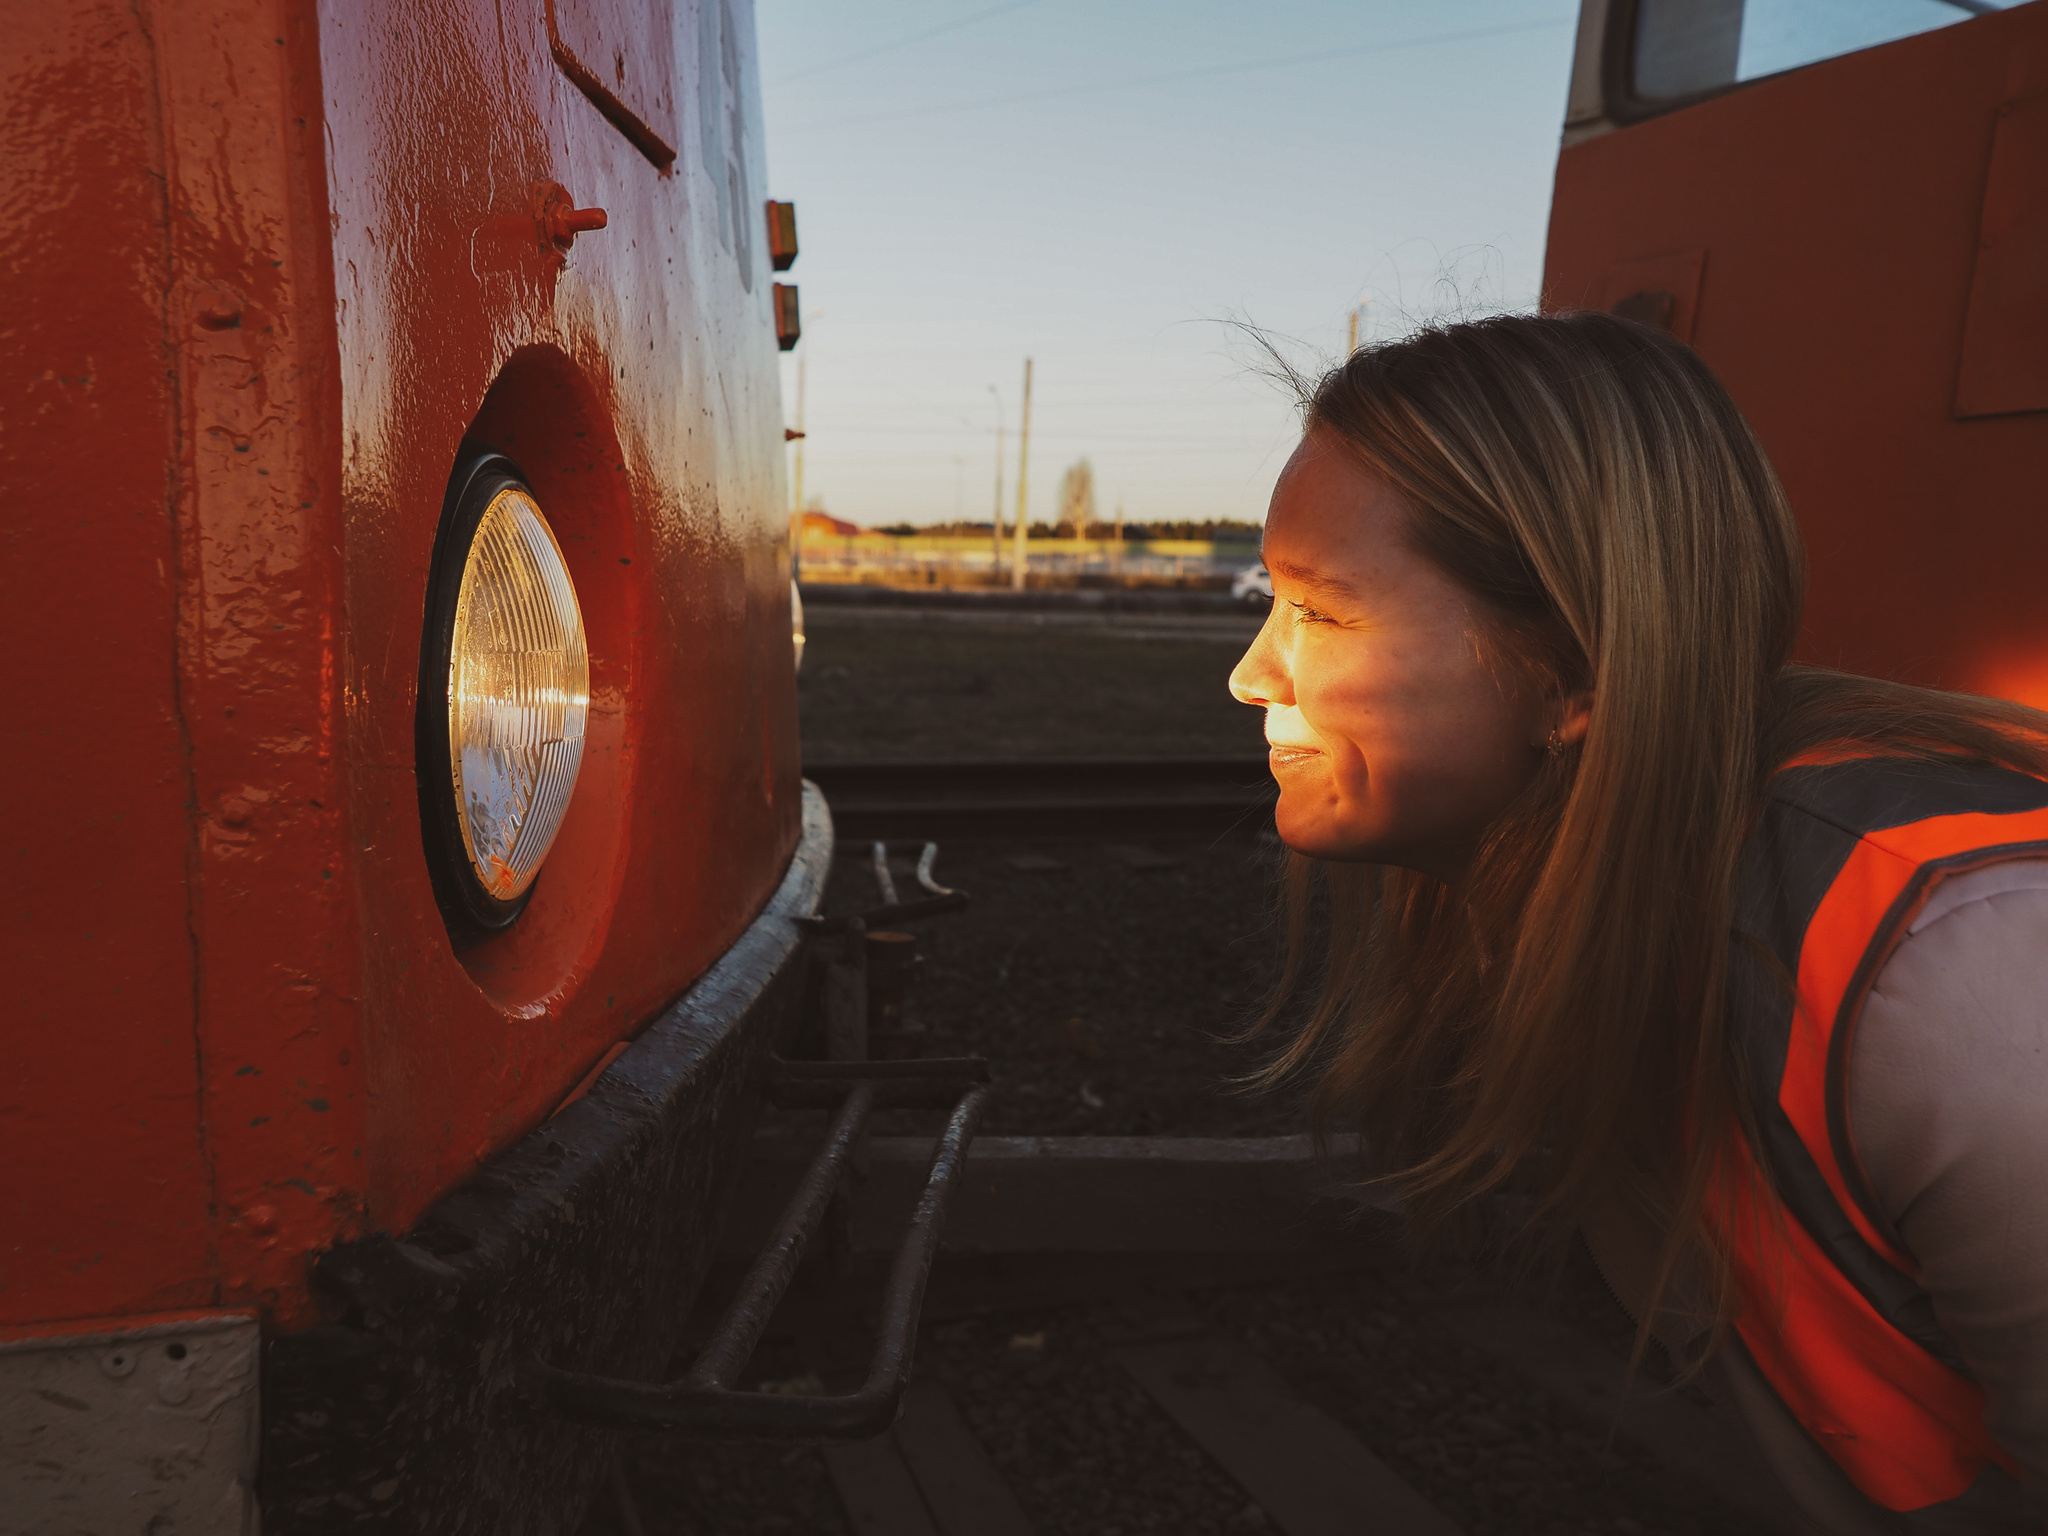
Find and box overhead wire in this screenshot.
[797,426,1285,444]
[766,0,1041,88]
[778,15,1576,136]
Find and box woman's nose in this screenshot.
[1229,614,1290,708]
[1228,658,1266,706]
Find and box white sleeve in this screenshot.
[1849,859,2048,1492]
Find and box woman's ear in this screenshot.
[1555,689,1593,747]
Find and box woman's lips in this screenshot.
[1267,743,1322,767]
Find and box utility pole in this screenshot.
[988,384,1004,580]
[1347,299,1370,355]
[791,346,808,515]
[1011,358,1032,592]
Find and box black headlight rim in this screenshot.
[416,448,542,946]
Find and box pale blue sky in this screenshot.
[758,1,1582,529]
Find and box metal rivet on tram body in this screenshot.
[195,281,243,330]
[99,1349,137,1379]
[157,1362,193,1405]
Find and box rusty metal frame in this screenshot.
[524,1057,989,1438]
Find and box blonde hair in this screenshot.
[1262,312,2048,1352]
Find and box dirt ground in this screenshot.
[828,832,1294,1138]
[797,606,1268,763]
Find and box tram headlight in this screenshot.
[791,578,806,674]
[419,454,590,935]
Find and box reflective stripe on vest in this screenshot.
[1720,756,2047,1528]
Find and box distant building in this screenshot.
[798,510,862,539]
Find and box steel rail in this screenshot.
[806,756,1276,840]
[798,890,969,936]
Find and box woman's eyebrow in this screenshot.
[1268,559,1358,600]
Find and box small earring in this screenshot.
[1546,727,1563,757]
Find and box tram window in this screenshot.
[1631,0,2036,103]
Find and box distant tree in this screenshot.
[1108,517,1263,542]
[1022,514,1263,542]
[1054,459,1096,539]
[1165,518,1261,541]
[869,520,994,536]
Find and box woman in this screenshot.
[1229,313,2048,1534]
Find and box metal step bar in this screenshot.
[524,1058,989,1438]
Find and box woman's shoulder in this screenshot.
[1848,865,2048,1484]
[1732,753,2048,985]
[1852,861,2048,1218]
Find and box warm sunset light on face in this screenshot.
[1228,431,1552,881]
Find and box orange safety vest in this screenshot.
[1718,755,2046,1530]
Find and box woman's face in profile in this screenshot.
[1229,429,1558,880]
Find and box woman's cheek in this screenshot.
[1293,665,1370,763]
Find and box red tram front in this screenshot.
[3,2,848,1529]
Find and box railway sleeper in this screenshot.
[792,1313,1797,1536]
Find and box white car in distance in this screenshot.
[1231,562,1273,608]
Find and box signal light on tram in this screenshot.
[765,200,798,271]
[418,453,590,938]
[774,283,801,352]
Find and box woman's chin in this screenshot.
[1273,793,1359,861]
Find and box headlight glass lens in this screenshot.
[791,578,806,674]
[448,487,590,902]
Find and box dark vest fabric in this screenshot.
[1722,755,2048,1530]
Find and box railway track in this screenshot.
[601,1223,1798,1536]
[804,757,1278,840]
[838,1286,1798,1536]
[672,1142,1800,1536]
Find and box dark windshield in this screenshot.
[1632,0,2034,101]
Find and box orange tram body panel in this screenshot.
[1546,0,2048,705]
[4,0,811,1528]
